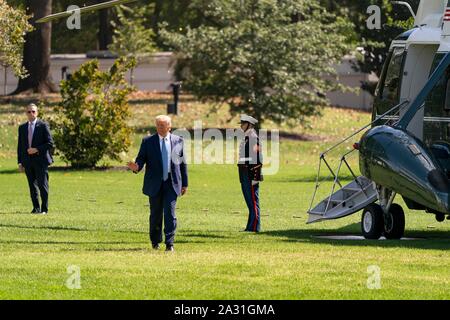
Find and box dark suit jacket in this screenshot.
[135,133,188,197]
[17,119,54,167]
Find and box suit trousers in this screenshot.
[24,161,49,212]
[149,176,178,245]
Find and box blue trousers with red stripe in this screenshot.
[239,170,261,232]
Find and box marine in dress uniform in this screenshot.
[238,115,263,232]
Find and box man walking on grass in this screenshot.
[17,103,54,215]
[127,115,188,252]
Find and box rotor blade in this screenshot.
[36,0,139,23]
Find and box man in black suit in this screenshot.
[17,103,54,214]
[127,115,188,252]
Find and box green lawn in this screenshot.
[0,95,449,299]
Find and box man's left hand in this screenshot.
[27,148,38,155]
[181,187,188,196]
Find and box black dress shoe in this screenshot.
[31,208,41,214]
[152,244,160,250]
[165,245,174,252]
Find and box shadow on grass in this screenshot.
[182,232,228,239]
[86,247,149,252]
[0,166,130,174]
[0,211,33,215]
[0,239,209,248]
[0,223,148,235]
[262,223,450,250]
[0,223,87,232]
[0,240,145,245]
[0,223,231,242]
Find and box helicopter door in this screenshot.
[372,46,406,122]
[400,44,440,140]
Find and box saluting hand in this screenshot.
[127,161,139,172]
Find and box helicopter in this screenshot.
[308,0,450,240]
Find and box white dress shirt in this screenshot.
[159,133,171,174]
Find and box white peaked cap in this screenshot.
[240,114,258,125]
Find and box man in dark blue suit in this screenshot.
[127,115,188,252]
[17,103,54,214]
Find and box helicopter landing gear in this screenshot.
[361,203,384,239]
[435,213,445,222]
[383,203,405,239]
[361,187,405,240]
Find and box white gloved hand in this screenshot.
[252,180,258,186]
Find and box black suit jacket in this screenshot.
[17,119,54,167]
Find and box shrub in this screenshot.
[51,57,136,168]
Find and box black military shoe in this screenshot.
[31,208,41,214]
[152,243,160,250]
[165,245,174,252]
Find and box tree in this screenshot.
[0,0,33,94]
[161,0,354,125]
[148,0,206,48]
[51,57,136,168]
[13,0,57,94]
[97,0,113,50]
[319,0,418,94]
[109,4,157,85]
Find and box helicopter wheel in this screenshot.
[383,203,405,240]
[361,203,384,240]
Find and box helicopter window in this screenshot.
[374,47,405,116]
[381,48,404,103]
[423,62,450,147]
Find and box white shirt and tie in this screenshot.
[159,133,171,180]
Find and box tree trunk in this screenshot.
[3,66,7,96]
[151,0,164,33]
[13,0,57,95]
[98,1,112,50]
